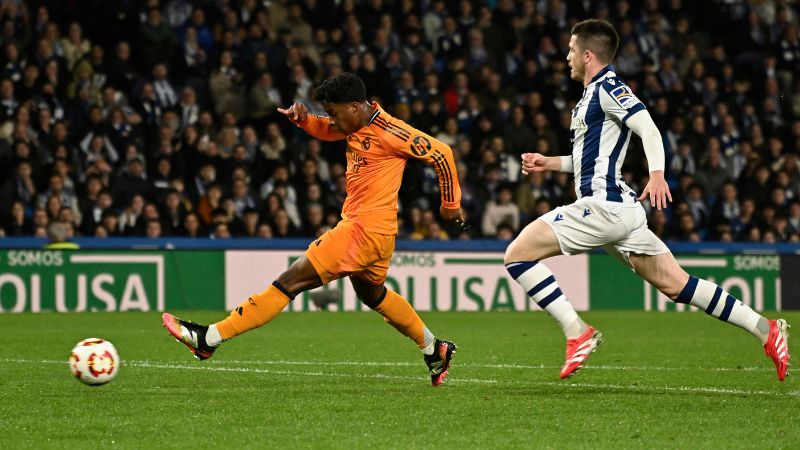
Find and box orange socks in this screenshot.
[215,283,429,350]
[375,289,427,348]
[216,282,292,340]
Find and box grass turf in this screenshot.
[1,311,798,449]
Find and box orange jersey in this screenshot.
[293,103,461,234]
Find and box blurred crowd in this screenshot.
[1,0,800,243]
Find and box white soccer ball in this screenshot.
[69,338,120,386]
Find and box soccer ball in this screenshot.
[69,338,120,386]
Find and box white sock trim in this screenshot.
[206,324,223,347]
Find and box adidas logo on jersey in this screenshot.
[554,213,564,222]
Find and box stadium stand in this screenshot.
[0,0,799,242]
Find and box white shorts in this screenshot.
[540,197,669,265]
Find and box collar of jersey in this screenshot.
[366,102,382,127]
[590,64,616,83]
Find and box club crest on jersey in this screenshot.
[360,136,371,151]
[410,135,431,156]
[570,117,587,132]
[609,85,639,109]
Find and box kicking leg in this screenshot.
[504,219,602,379]
[629,252,790,380]
[162,256,322,360]
[351,276,456,386]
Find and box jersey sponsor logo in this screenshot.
[609,85,640,109]
[410,135,431,156]
[349,152,367,173]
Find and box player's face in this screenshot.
[567,35,585,81]
[323,101,360,135]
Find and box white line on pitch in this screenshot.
[2,358,797,397]
[198,359,783,373]
[0,357,784,373]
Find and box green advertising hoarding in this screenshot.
[0,249,784,313]
[590,254,781,311]
[0,250,224,312]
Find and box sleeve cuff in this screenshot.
[441,200,461,209]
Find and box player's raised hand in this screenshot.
[521,153,549,175]
[638,170,673,210]
[277,103,309,123]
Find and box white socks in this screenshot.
[506,261,586,339]
[421,327,435,355]
[676,276,767,343]
[205,324,223,347]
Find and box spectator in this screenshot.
[138,8,177,69]
[119,194,145,236]
[107,41,137,93]
[146,218,162,238]
[45,220,79,249]
[482,185,520,237]
[4,200,32,236]
[241,207,260,237]
[182,212,204,237]
[248,73,281,124]
[694,144,731,199]
[209,50,245,120]
[4,160,36,209]
[151,63,179,109]
[115,155,149,206]
[37,173,80,224]
[61,22,90,71]
[0,2,797,243]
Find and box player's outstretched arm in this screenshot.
[277,103,346,141]
[626,111,672,210]
[521,153,573,175]
[420,134,464,223]
[381,122,465,224]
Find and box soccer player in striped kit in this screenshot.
[505,19,790,380]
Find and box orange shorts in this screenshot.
[305,219,395,285]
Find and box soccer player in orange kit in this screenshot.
[163,73,465,386]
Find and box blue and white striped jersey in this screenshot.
[569,64,646,203]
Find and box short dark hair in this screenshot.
[571,19,619,63]
[313,72,367,104]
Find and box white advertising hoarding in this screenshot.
[225,251,588,312]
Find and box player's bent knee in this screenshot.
[657,273,691,301]
[503,239,526,265]
[276,256,324,295]
[359,287,387,309]
[351,279,387,309]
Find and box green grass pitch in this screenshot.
[1,311,799,449]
